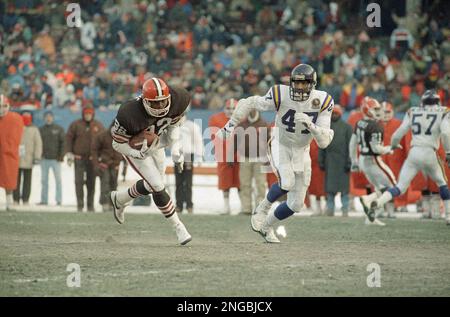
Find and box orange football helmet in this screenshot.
[361,97,383,120]
[142,78,171,117]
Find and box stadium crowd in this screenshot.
[1,0,449,112]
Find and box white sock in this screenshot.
[430,195,441,218]
[385,202,395,217]
[6,194,13,206]
[443,199,450,219]
[167,211,182,226]
[116,189,134,205]
[224,197,230,213]
[366,192,378,203]
[422,195,431,216]
[377,191,393,207]
[258,197,272,214]
[265,209,281,227]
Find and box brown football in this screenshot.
[129,130,158,150]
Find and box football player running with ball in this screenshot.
[217,64,334,243]
[362,90,450,226]
[110,78,192,245]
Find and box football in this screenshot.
[129,130,158,150]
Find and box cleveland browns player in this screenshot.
[110,77,192,245]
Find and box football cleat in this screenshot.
[110,191,127,224]
[365,218,386,226]
[257,224,280,243]
[251,212,266,232]
[251,201,271,231]
[174,222,192,245]
[360,196,375,222]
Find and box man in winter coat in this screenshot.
[319,105,353,216]
[13,112,43,205]
[65,106,104,212]
[91,124,123,212]
[39,111,65,205]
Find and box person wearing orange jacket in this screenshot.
[309,140,326,215]
[208,99,240,214]
[0,95,24,211]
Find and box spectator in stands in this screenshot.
[13,112,42,206]
[65,106,104,212]
[235,110,268,215]
[175,116,204,214]
[91,123,123,212]
[340,78,365,112]
[38,111,65,206]
[0,95,24,211]
[318,105,352,216]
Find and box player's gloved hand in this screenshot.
[294,112,313,130]
[216,121,236,139]
[446,153,450,167]
[66,152,74,166]
[350,162,359,172]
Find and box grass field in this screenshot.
[1,211,450,297]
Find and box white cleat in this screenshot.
[446,216,450,226]
[110,191,127,224]
[257,224,280,243]
[251,200,271,231]
[175,222,192,245]
[365,217,386,226]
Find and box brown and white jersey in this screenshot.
[111,86,191,144]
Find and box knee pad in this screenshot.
[134,179,151,196]
[287,192,304,213]
[439,185,450,200]
[152,189,171,207]
[279,173,295,191]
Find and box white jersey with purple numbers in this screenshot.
[392,106,450,150]
[251,85,334,147]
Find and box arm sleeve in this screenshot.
[110,118,142,158]
[391,111,411,147]
[112,139,143,158]
[309,101,334,149]
[440,110,450,153]
[229,87,277,125]
[349,133,358,163]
